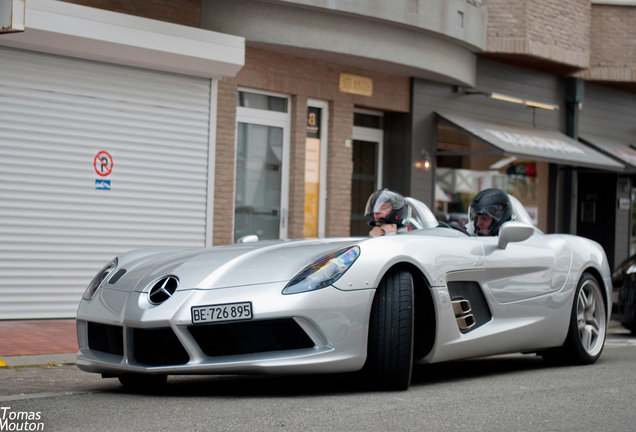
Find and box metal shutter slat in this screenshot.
[0,47,212,319]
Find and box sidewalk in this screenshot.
[0,318,628,368]
[0,319,78,367]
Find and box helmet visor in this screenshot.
[469,203,506,222]
[365,190,403,216]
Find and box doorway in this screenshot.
[350,110,384,236]
[234,89,290,241]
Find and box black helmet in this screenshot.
[468,188,512,236]
[365,189,408,227]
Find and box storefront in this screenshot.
[212,47,412,245]
[0,0,244,318]
[410,59,625,247]
[199,0,485,245]
[576,82,636,267]
[434,111,622,229]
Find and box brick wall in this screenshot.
[60,0,200,26]
[577,4,636,82]
[214,47,410,243]
[213,78,239,246]
[327,101,355,238]
[289,95,308,240]
[483,0,591,68]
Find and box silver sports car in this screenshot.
[76,196,611,391]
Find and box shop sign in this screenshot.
[339,73,373,97]
[611,148,636,167]
[304,106,321,237]
[485,129,585,155]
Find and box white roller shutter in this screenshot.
[0,47,213,319]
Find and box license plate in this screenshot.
[191,302,253,324]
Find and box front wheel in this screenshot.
[364,271,414,390]
[542,273,607,365]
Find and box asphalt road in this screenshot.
[1,331,635,432]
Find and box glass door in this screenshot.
[235,90,290,241]
[350,110,384,236]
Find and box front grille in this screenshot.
[87,322,124,357]
[188,318,315,357]
[133,327,190,366]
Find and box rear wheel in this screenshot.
[542,273,607,365]
[364,271,414,390]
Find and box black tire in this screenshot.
[364,271,414,390]
[118,373,167,390]
[542,273,607,365]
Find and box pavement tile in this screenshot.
[0,319,77,357]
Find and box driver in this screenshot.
[467,188,512,236]
[365,189,408,236]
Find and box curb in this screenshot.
[0,322,628,368]
[0,354,77,368]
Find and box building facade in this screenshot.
[1,0,635,319]
[0,0,244,318]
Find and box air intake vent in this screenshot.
[148,276,179,305]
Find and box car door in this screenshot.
[479,230,571,304]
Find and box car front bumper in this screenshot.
[76,283,375,376]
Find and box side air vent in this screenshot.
[148,276,179,305]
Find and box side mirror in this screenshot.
[498,222,534,249]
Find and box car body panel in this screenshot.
[610,251,636,332]
[77,284,374,375]
[76,197,612,384]
[480,232,572,303]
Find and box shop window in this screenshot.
[238,91,288,113]
[354,111,384,129]
[435,122,540,229]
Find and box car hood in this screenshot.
[108,238,363,293]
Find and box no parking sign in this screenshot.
[94,151,113,177]
[94,151,113,190]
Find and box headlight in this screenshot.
[283,246,360,295]
[83,258,118,300]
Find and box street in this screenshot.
[1,330,635,432]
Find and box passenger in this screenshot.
[365,189,408,237]
[467,188,512,236]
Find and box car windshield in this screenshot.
[403,197,439,229]
[402,194,535,234]
[508,195,535,226]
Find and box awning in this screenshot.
[580,134,636,172]
[436,112,625,171]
